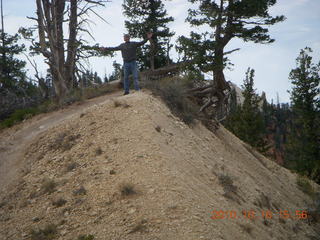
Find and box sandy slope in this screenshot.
[0,91,122,192]
[0,90,319,240]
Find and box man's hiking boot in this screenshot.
[124,92,129,95]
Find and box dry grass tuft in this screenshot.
[155,125,161,132]
[73,186,87,196]
[30,223,57,240]
[128,219,148,234]
[52,198,67,207]
[41,178,57,195]
[239,223,253,235]
[95,147,103,156]
[119,183,137,196]
[77,234,95,240]
[296,175,315,198]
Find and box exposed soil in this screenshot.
[0,90,122,192]
[0,90,319,240]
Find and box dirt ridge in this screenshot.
[0,90,319,240]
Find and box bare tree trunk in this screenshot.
[149,39,155,70]
[34,0,106,104]
[55,0,68,101]
[65,0,77,89]
[1,0,6,78]
[212,0,229,94]
[202,0,234,119]
[36,0,68,104]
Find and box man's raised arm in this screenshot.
[100,45,122,52]
[135,32,153,47]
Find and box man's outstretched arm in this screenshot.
[100,45,122,52]
[135,32,153,47]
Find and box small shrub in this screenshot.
[65,162,77,172]
[95,147,103,156]
[0,107,40,129]
[29,190,38,199]
[113,100,130,108]
[41,178,57,194]
[0,200,7,208]
[63,134,80,151]
[61,207,72,215]
[217,173,242,204]
[82,83,115,99]
[279,217,286,224]
[49,132,80,152]
[144,76,198,125]
[113,100,122,107]
[52,198,67,207]
[296,175,315,198]
[263,219,272,227]
[239,223,253,234]
[254,193,272,209]
[119,183,136,196]
[308,208,320,224]
[128,219,147,234]
[0,83,118,130]
[155,125,161,132]
[30,224,57,240]
[37,100,59,113]
[218,173,237,194]
[122,103,131,108]
[73,186,87,196]
[292,222,302,233]
[77,234,95,240]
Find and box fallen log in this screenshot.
[140,61,193,80]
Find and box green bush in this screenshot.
[0,107,40,129]
[0,83,120,130]
[41,178,57,195]
[30,224,57,240]
[145,76,198,125]
[77,235,95,240]
[296,175,315,198]
[119,182,136,196]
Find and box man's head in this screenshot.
[124,34,130,42]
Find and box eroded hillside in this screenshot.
[0,91,319,240]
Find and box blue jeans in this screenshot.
[123,60,140,93]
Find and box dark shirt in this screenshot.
[106,39,148,62]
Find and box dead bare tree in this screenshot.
[0,0,5,78]
[30,0,106,104]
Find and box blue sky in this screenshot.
[3,0,320,103]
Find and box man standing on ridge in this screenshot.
[100,32,153,95]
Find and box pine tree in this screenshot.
[225,68,268,153]
[123,0,174,70]
[262,99,291,164]
[0,31,37,97]
[177,0,285,100]
[285,47,320,183]
[108,61,122,82]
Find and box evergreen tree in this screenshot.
[0,31,27,92]
[108,61,122,82]
[225,68,268,153]
[123,0,174,70]
[262,99,292,164]
[285,47,320,183]
[177,0,285,97]
[79,70,102,88]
